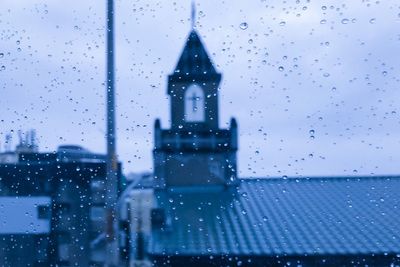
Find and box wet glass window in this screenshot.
[1,1,399,266]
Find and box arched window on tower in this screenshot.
[184,84,205,122]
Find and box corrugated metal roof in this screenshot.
[149,176,400,257]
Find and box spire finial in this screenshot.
[191,0,196,29]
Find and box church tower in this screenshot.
[153,29,238,188]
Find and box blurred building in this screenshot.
[153,29,238,188]
[0,141,122,267]
[125,29,400,267]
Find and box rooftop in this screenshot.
[149,176,400,257]
[172,30,218,76]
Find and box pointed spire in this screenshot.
[173,30,218,75]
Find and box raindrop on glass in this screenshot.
[239,22,248,30]
[341,18,349,24]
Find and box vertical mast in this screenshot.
[191,0,196,29]
[105,0,118,266]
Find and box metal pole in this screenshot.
[106,0,119,266]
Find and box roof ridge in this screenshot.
[239,175,400,182]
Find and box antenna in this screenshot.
[30,129,38,151]
[30,129,35,146]
[191,0,196,29]
[18,130,23,145]
[25,130,29,146]
[5,133,12,152]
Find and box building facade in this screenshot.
[153,30,238,188]
[125,28,400,267]
[0,144,122,266]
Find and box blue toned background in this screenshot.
[1,0,399,177]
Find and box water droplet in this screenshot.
[320,19,327,24]
[278,66,284,72]
[279,21,286,26]
[239,22,248,30]
[341,18,349,24]
[0,53,4,58]
[369,18,376,24]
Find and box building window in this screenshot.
[58,244,69,262]
[57,232,71,262]
[184,84,205,122]
[37,205,51,219]
[90,206,105,221]
[91,180,105,191]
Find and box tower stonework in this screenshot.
[153,30,238,188]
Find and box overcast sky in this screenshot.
[1,0,400,177]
